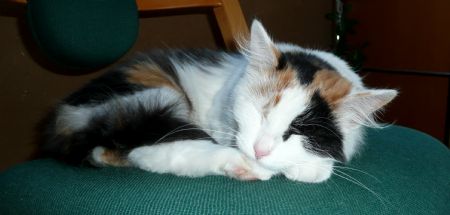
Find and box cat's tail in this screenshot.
[38,88,211,166]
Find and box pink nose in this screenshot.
[254,146,270,159]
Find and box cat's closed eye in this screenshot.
[283,125,301,141]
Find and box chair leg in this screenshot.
[213,0,248,50]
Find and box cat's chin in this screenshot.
[282,161,334,183]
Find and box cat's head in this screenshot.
[233,20,397,183]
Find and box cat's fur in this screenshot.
[41,20,397,183]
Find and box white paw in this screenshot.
[90,146,106,167]
[222,153,274,181]
[283,162,333,183]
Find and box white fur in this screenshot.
[173,58,236,129]
[56,105,95,133]
[128,140,273,180]
[91,146,107,166]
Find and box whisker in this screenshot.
[333,165,381,182]
[152,121,243,145]
[333,169,390,209]
[153,124,195,145]
[268,159,389,208]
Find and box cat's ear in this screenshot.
[340,89,398,127]
[247,20,278,69]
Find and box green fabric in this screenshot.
[1,126,449,214]
[27,0,138,69]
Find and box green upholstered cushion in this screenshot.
[27,0,138,69]
[1,126,449,214]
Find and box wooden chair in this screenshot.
[9,0,249,50]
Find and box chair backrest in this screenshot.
[27,0,139,69]
[135,0,249,50]
[20,0,248,69]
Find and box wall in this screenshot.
[346,0,450,144]
[0,0,333,170]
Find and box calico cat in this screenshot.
[41,20,397,183]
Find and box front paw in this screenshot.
[283,162,333,183]
[222,155,274,181]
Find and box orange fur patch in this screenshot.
[272,46,282,59]
[308,70,352,108]
[101,149,130,167]
[127,63,180,91]
[274,94,281,105]
[257,67,297,95]
[276,68,295,91]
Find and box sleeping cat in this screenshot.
[41,20,397,183]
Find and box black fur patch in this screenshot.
[276,53,288,70]
[43,104,214,165]
[283,91,344,161]
[282,52,335,85]
[64,71,144,106]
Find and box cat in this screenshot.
[40,20,397,183]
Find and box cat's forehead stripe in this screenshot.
[270,68,297,106]
[276,67,297,90]
[255,67,298,116]
[254,67,297,96]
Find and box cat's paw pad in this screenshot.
[222,155,274,181]
[223,161,258,181]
